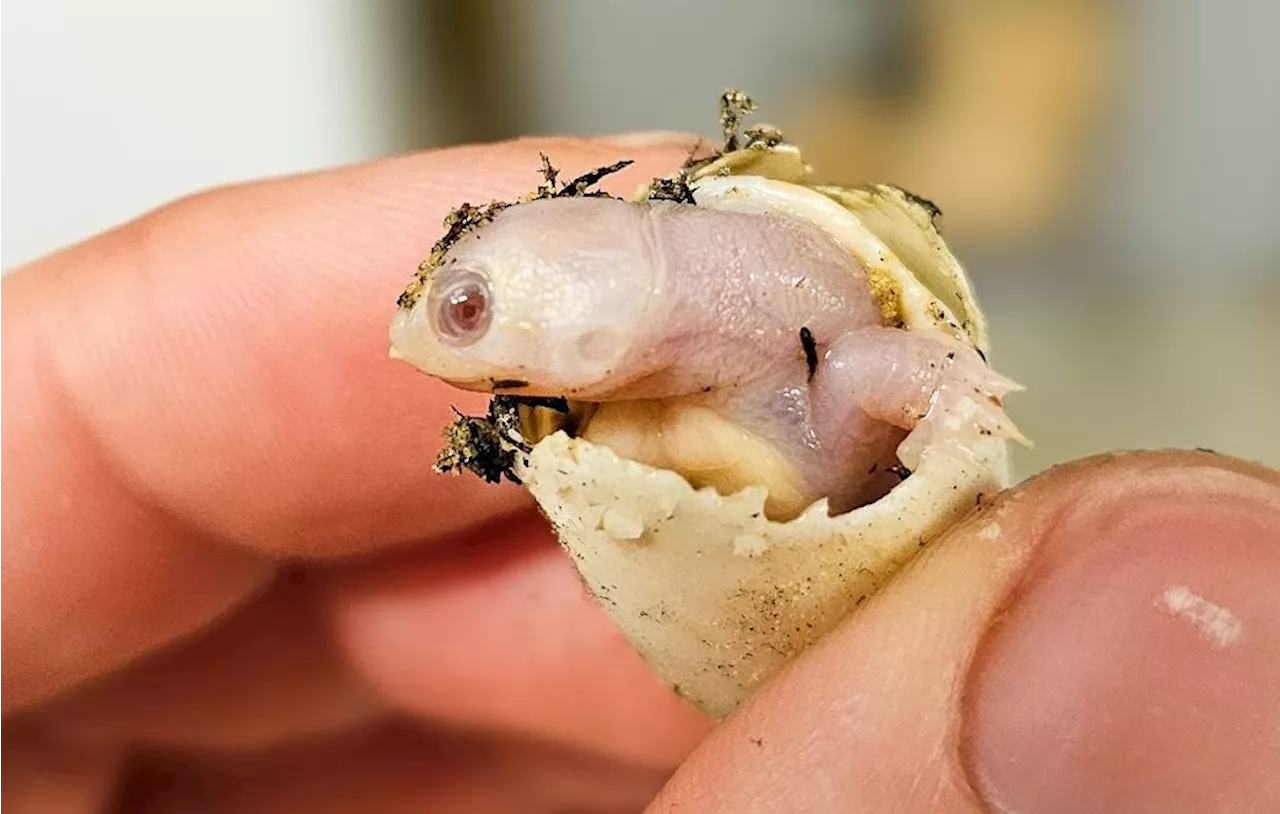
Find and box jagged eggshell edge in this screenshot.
[514,431,1011,719]
[513,140,1011,718]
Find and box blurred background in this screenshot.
[4,0,1278,479]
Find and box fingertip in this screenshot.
[963,456,1280,813]
[650,452,1280,812]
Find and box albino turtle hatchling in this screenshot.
[389,91,1026,718]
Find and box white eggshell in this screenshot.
[516,430,1010,718]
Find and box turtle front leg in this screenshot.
[810,327,1026,471]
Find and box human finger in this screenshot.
[326,514,713,769]
[651,451,1280,812]
[36,574,384,751]
[109,721,671,814]
[0,724,123,814]
[2,135,700,712]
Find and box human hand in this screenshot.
[1,136,716,812]
[4,137,1278,813]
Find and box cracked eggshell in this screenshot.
[517,432,1007,719]
[518,141,1012,718]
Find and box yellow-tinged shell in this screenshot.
[510,136,1013,718]
[661,139,989,355]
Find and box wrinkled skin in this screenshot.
[390,196,1021,516]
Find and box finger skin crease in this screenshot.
[3,292,272,710]
[37,262,267,562]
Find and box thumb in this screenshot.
[650,451,1280,812]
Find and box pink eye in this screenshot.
[429,269,493,345]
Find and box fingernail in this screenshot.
[963,472,1280,813]
[600,131,709,149]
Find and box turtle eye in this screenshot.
[428,269,493,345]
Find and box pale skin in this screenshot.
[390,196,1021,516]
[4,136,1278,812]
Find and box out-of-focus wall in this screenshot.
[1,0,421,271]
[499,0,873,137]
[1089,0,1280,278]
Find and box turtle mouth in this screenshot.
[434,376,533,395]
